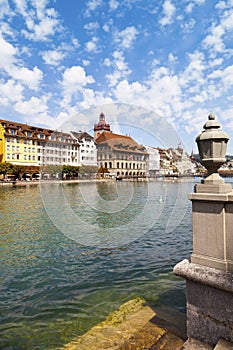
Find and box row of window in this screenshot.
[100,162,146,170]
[6,137,36,145]
[38,149,78,155]
[38,157,78,163]
[7,154,36,161]
[98,153,145,161]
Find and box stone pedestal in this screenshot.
[174,259,233,346]
[174,181,233,347]
[190,184,233,272]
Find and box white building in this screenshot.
[37,130,79,167]
[71,131,97,166]
[145,146,160,177]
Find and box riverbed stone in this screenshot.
[61,297,184,350]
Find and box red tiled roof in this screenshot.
[95,131,147,154]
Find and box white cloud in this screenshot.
[0,36,43,90]
[105,50,131,87]
[109,0,119,11]
[185,0,205,13]
[82,59,91,66]
[181,18,196,33]
[180,51,206,87]
[114,26,139,49]
[14,0,63,41]
[85,0,103,16]
[168,53,177,63]
[0,79,23,105]
[14,95,49,116]
[159,0,176,26]
[84,22,99,31]
[85,36,99,53]
[0,0,10,19]
[0,36,18,70]
[11,66,43,90]
[209,65,233,88]
[41,50,66,66]
[202,6,233,54]
[61,66,95,104]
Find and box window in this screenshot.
[16,139,20,143]
[7,145,10,151]
[16,154,19,160]
[39,134,45,139]
[7,153,10,159]
[9,129,16,135]
[6,138,10,142]
[27,131,32,137]
[24,147,27,152]
[24,139,27,144]
[24,155,27,160]
[28,155,31,160]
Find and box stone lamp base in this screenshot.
[174,259,233,347]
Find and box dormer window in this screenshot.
[9,129,16,135]
[39,134,45,139]
[27,131,32,137]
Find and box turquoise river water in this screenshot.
[2,179,231,349]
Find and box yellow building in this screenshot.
[0,119,38,166]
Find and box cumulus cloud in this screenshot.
[84,22,99,32]
[61,66,95,104]
[0,0,10,19]
[14,0,63,41]
[0,36,43,90]
[41,50,66,66]
[85,36,99,53]
[0,79,24,105]
[109,0,119,11]
[105,50,131,87]
[202,5,233,54]
[159,0,176,26]
[114,26,139,49]
[11,66,43,90]
[14,95,49,116]
[85,0,103,16]
[0,36,18,70]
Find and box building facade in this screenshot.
[145,146,160,177]
[94,113,148,177]
[0,119,79,168]
[71,131,97,166]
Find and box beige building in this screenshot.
[94,113,148,178]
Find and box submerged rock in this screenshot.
[61,297,184,350]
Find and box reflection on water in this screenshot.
[0,180,201,349]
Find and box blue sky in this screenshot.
[0,0,233,153]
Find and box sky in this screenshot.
[0,0,233,153]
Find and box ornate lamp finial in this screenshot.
[196,113,229,185]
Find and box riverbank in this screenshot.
[0,175,199,187]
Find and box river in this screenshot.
[1,178,223,349]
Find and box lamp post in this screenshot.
[174,113,233,348]
[196,113,229,185]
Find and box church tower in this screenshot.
[94,112,111,140]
